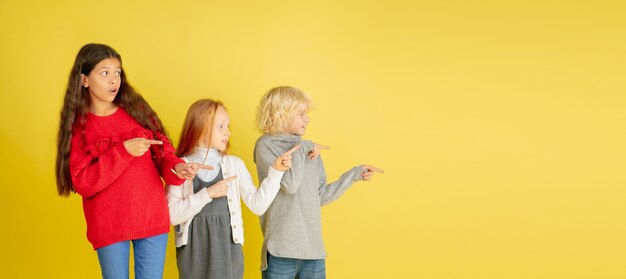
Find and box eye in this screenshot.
[115,70,121,76]
[101,71,108,76]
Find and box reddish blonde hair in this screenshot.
[176,99,229,157]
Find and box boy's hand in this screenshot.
[273,144,301,171]
[360,165,384,181]
[309,143,330,160]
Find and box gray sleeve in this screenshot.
[319,164,365,206]
[255,140,313,194]
[279,140,313,194]
[254,143,273,187]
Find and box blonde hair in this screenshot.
[256,86,313,135]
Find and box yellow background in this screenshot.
[1,0,625,278]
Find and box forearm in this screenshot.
[167,181,213,225]
[153,133,186,185]
[276,140,312,194]
[319,166,364,206]
[240,166,284,215]
[70,143,134,197]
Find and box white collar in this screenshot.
[187,147,222,182]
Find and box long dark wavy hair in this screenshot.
[55,43,168,197]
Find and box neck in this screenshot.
[90,102,118,116]
[194,146,221,156]
[277,132,301,137]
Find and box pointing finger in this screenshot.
[316,144,330,150]
[194,164,214,170]
[146,140,164,145]
[284,144,301,155]
[363,165,385,174]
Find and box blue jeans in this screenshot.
[96,233,168,279]
[262,252,326,279]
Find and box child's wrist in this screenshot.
[300,140,314,153]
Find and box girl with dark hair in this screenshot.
[55,43,209,278]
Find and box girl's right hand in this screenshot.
[206,175,237,198]
[272,144,301,171]
[123,138,163,157]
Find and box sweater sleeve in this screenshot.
[236,157,284,215]
[69,129,135,198]
[166,179,213,225]
[319,163,365,206]
[152,132,186,186]
[255,140,313,194]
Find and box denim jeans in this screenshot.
[96,233,168,279]
[262,252,326,279]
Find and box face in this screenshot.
[208,106,231,151]
[284,104,310,136]
[82,58,121,112]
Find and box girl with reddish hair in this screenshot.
[167,99,299,279]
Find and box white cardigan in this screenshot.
[167,153,283,247]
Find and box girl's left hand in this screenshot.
[360,165,385,181]
[174,162,214,180]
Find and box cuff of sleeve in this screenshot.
[300,140,314,154]
[265,166,285,186]
[115,141,135,161]
[267,166,285,176]
[195,185,213,204]
[164,159,186,186]
[353,166,365,182]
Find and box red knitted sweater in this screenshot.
[69,107,185,249]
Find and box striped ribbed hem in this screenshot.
[90,225,170,250]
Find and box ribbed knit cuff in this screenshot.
[163,158,186,186]
[300,140,314,154]
[195,184,213,204]
[114,140,135,162]
[266,166,285,184]
[352,166,366,182]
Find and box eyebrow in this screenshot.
[97,66,122,70]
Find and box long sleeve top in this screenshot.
[166,147,284,247]
[69,107,185,249]
[253,134,364,271]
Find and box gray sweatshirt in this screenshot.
[254,134,364,271]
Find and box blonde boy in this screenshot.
[253,86,383,279]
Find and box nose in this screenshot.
[226,127,231,136]
[110,75,120,84]
[304,114,310,123]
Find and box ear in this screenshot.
[81,74,89,88]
